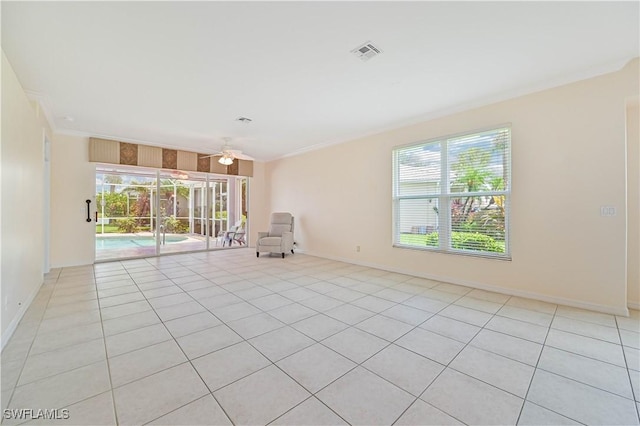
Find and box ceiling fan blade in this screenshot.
[199,153,223,159]
[232,152,255,161]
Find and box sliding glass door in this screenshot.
[210,179,229,247]
[158,172,207,255]
[96,169,158,261]
[95,166,247,261]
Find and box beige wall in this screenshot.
[50,134,96,267]
[247,161,270,247]
[267,59,639,315]
[1,52,51,345]
[627,101,640,309]
[49,138,269,265]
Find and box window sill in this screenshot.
[392,243,512,261]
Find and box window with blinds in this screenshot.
[392,126,511,258]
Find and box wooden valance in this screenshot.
[89,137,253,177]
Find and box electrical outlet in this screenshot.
[600,206,616,217]
[356,245,361,252]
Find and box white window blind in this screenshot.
[393,126,511,258]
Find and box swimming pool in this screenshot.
[96,235,188,249]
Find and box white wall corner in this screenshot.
[24,90,57,133]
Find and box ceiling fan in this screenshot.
[200,138,255,165]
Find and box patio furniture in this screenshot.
[228,226,246,246]
[218,220,244,247]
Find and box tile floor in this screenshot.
[1,250,639,425]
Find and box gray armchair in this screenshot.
[256,212,294,258]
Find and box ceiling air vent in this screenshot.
[351,41,383,62]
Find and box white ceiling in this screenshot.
[2,1,638,161]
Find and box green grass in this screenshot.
[96,224,120,234]
[399,233,437,246]
[96,224,151,234]
[399,232,505,253]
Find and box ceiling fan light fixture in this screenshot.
[218,155,233,166]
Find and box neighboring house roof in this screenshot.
[398,163,440,183]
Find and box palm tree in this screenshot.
[104,175,123,193]
[451,147,492,217]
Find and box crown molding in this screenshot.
[277,56,634,163]
[36,54,635,165]
[24,90,57,133]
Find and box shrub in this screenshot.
[117,217,139,233]
[452,232,503,252]
[423,232,439,247]
[424,231,503,253]
[163,215,189,233]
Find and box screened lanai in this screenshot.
[95,166,247,261]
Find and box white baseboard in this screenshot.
[628,301,640,311]
[1,280,44,350]
[301,250,630,317]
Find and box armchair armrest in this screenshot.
[281,231,294,248]
[257,231,269,239]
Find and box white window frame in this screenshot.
[392,125,511,260]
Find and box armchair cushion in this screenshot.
[259,237,282,246]
[270,224,290,237]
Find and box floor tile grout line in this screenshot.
[9,345,108,389]
[532,364,638,401]
[4,268,107,424]
[302,276,556,417]
[11,253,636,426]
[615,315,640,422]
[95,259,138,426]
[546,327,634,354]
[34,305,101,324]
[299,293,465,425]
[394,398,468,426]
[412,292,561,410]
[492,315,619,345]
[405,300,496,423]
[140,393,221,426]
[8,363,116,425]
[265,395,350,426]
[424,292,613,424]
[109,257,231,424]
[518,383,605,424]
[2,271,63,418]
[240,338,356,424]
[322,286,476,424]
[122,261,256,425]
[16,312,102,344]
[179,260,359,424]
[545,328,631,362]
[179,263,421,423]
[103,260,204,423]
[514,300,564,425]
[389,370,455,426]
